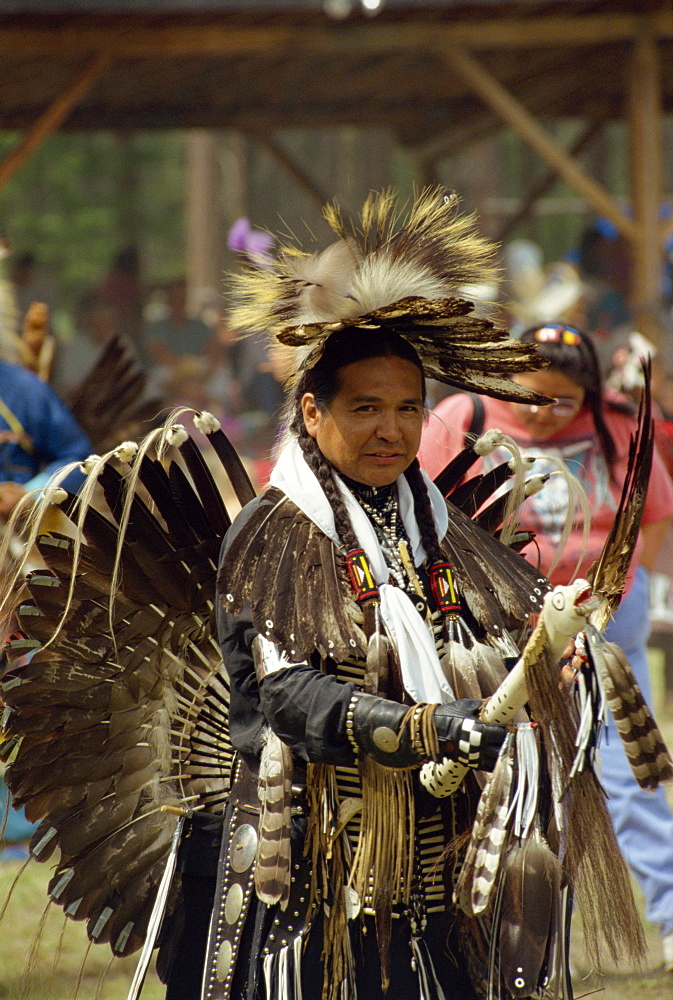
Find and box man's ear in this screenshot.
[301,393,321,440]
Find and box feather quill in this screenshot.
[255,729,294,909]
[588,360,653,629]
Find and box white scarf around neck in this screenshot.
[270,437,453,704]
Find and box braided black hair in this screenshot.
[520,324,618,476]
[295,420,361,553]
[404,458,445,566]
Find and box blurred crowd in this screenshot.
[0,221,288,495]
[2,214,673,493]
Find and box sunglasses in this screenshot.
[517,397,583,417]
[533,325,582,346]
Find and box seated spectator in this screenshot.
[142,278,213,368]
[52,295,116,397]
[0,358,91,856]
[0,357,91,514]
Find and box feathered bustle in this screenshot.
[0,413,255,961]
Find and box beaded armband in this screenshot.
[409,705,427,756]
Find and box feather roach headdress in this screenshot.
[229,188,550,403]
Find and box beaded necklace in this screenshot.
[339,476,471,641]
[339,475,410,592]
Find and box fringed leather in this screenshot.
[304,763,356,1000]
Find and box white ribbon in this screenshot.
[270,437,454,704]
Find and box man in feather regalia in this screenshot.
[1,190,667,1000]
[178,190,660,1000]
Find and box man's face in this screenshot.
[301,355,424,487]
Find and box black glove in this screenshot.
[434,699,506,772]
[349,693,419,767]
[348,693,506,771]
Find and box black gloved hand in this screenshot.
[349,692,419,767]
[433,699,506,772]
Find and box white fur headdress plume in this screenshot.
[229,187,549,402]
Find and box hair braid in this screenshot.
[404,459,444,566]
[589,397,618,475]
[296,422,361,553]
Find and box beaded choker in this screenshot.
[338,475,396,510]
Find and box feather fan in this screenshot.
[66,334,163,452]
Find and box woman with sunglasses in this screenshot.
[419,322,673,972]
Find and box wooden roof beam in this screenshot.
[0,9,671,58]
[0,52,109,193]
[496,120,605,242]
[405,112,502,164]
[440,46,638,242]
[405,47,615,162]
[628,28,664,338]
[252,132,333,213]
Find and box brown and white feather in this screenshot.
[586,628,673,789]
[255,729,294,909]
[455,747,513,917]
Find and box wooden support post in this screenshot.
[661,211,673,252]
[497,121,604,241]
[415,156,440,190]
[628,27,664,341]
[0,53,109,192]
[442,46,638,242]
[254,133,332,211]
[186,130,223,317]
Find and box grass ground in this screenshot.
[569,887,673,1000]
[2,848,672,1000]
[0,861,164,1000]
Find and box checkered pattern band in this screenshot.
[456,718,482,768]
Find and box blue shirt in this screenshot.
[0,360,91,493]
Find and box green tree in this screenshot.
[0,130,187,322]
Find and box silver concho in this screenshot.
[216,939,233,982]
[372,726,399,753]
[224,882,244,924]
[229,823,258,873]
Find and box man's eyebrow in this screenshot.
[349,394,423,404]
